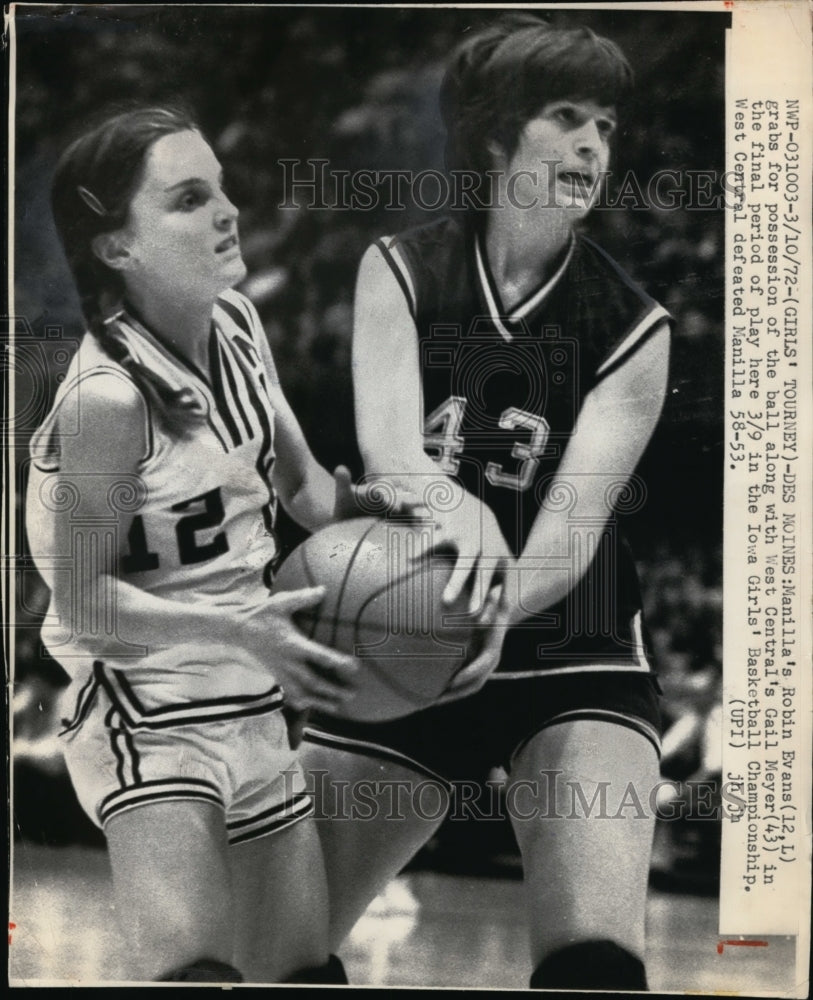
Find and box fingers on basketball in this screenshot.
[271,517,481,721]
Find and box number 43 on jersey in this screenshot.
[423,395,550,492]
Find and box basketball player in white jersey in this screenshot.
[303,15,670,989]
[25,106,356,984]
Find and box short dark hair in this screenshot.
[440,13,633,177]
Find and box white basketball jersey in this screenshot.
[27,289,284,707]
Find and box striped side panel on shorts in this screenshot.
[94,660,285,729]
[226,791,314,845]
[99,776,224,828]
[59,673,101,735]
[104,705,143,788]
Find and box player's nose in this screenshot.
[573,118,603,160]
[214,195,239,229]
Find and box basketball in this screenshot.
[271,516,481,722]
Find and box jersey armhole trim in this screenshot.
[97,367,155,469]
[30,366,154,471]
[375,237,418,320]
[593,307,672,384]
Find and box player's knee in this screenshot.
[283,953,348,984]
[157,958,244,982]
[530,939,648,991]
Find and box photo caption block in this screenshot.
[720,0,812,941]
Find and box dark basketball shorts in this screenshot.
[304,669,663,787]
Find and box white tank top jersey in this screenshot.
[26,289,286,715]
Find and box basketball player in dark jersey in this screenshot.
[303,15,670,990]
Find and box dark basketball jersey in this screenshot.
[376,217,672,676]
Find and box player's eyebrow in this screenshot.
[588,104,617,127]
[164,177,205,192]
[552,99,617,123]
[164,171,223,193]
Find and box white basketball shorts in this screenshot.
[58,665,313,845]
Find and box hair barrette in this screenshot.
[77,185,108,217]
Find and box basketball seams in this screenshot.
[296,544,319,640]
[354,556,462,628]
[331,518,381,649]
[350,619,468,706]
[351,646,450,706]
[348,563,466,708]
[272,518,475,721]
[350,551,470,708]
[298,543,317,588]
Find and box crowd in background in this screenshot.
[12,6,726,874]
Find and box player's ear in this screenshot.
[91,230,134,272]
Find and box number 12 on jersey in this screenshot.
[122,486,230,573]
[423,396,550,491]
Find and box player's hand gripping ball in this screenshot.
[271,517,483,722]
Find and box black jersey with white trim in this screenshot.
[376,217,672,675]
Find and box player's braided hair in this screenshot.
[440,13,633,188]
[51,105,206,436]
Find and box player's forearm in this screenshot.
[360,444,467,506]
[55,574,249,662]
[505,566,582,626]
[506,522,602,625]
[276,459,335,533]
